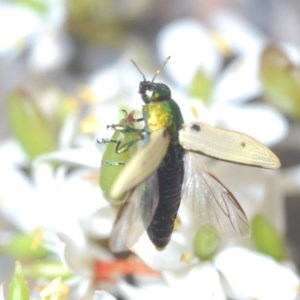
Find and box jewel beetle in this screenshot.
[106,57,280,251]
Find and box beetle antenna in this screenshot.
[130,59,147,81]
[152,56,171,82]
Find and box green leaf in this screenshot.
[7,89,58,160]
[26,260,73,279]
[193,227,220,260]
[1,232,48,259]
[188,69,213,105]
[12,0,48,14]
[260,45,300,118]
[251,214,285,261]
[8,262,30,300]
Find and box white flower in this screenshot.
[0,137,123,298]
[157,18,221,86]
[0,139,105,236]
[0,3,41,57]
[215,247,299,300]
[119,246,299,300]
[0,1,69,72]
[50,232,118,298]
[92,290,117,300]
[0,285,4,300]
[118,265,225,300]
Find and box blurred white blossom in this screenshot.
[0,0,70,72]
[118,246,299,300]
[1,7,300,300]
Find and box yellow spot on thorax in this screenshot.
[146,102,173,131]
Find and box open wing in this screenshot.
[109,128,170,200]
[179,122,280,169]
[109,174,159,252]
[182,151,250,237]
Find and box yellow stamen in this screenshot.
[80,112,102,133]
[78,85,98,104]
[180,252,192,263]
[190,105,199,119]
[40,278,69,300]
[32,227,43,250]
[212,31,234,57]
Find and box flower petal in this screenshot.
[157,18,221,87]
[163,264,226,300]
[281,164,300,198]
[0,4,40,55]
[213,52,262,104]
[34,148,101,169]
[92,291,117,300]
[215,247,299,300]
[213,103,288,146]
[210,10,266,54]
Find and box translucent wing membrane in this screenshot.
[109,128,170,200]
[182,152,250,237]
[109,174,159,252]
[179,122,281,169]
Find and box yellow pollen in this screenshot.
[32,227,43,250]
[190,105,199,119]
[40,278,69,300]
[64,97,79,112]
[180,252,192,262]
[212,31,234,57]
[78,85,98,104]
[80,112,102,133]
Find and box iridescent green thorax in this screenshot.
[143,100,184,143]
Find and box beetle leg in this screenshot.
[97,135,145,154]
[97,138,119,145]
[132,116,144,122]
[107,124,143,133]
[115,138,144,153]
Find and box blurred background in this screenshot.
[1,0,300,133]
[1,0,300,298]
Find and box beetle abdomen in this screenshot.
[147,144,184,249]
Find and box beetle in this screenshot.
[106,57,280,252]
